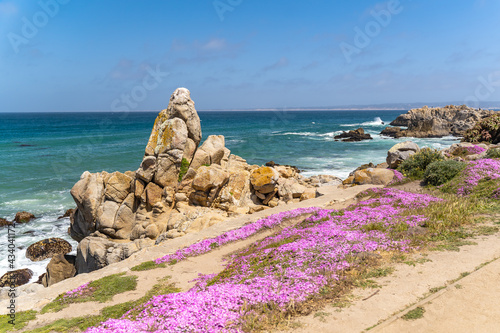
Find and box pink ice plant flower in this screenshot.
[455,158,500,196]
[465,145,486,155]
[87,189,443,333]
[154,206,322,265]
[388,170,405,185]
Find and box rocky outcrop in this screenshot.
[14,211,35,223]
[334,128,373,142]
[386,141,420,169]
[76,237,154,273]
[382,105,496,138]
[462,113,500,144]
[0,269,33,287]
[41,254,76,287]
[380,126,404,138]
[0,218,12,227]
[69,88,320,273]
[26,238,72,262]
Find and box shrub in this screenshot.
[424,160,466,186]
[462,114,500,144]
[486,148,500,159]
[178,158,190,182]
[397,148,444,179]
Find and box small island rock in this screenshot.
[26,238,72,262]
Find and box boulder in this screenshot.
[353,168,395,185]
[58,208,75,220]
[250,167,279,194]
[41,254,76,287]
[14,211,35,223]
[136,156,157,183]
[278,178,306,202]
[0,269,33,287]
[217,169,251,210]
[190,165,229,207]
[300,188,317,201]
[70,171,106,240]
[76,236,154,273]
[26,238,72,262]
[104,172,132,203]
[190,135,226,170]
[386,141,420,169]
[334,128,373,142]
[0,218,12,227]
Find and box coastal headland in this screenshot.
[1,89,500,332]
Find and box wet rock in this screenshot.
[0,269,33,287]
[58,208,75,220]
[334,128,373,142]
[14,211,35,224]
[26,238,72,262]
[0,218,13,227]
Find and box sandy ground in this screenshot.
[5,183,500,333]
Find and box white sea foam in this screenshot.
[341,116,387,127]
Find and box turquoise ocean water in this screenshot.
[0,110,459,280]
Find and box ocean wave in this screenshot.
[273,131,343,138]
[341,117,387,127]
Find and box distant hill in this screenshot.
[199,101,500,112]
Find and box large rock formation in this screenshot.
[69,88,319,274]
[382,105,496,138]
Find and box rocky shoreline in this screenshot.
[2,92,500,301]
[380,104,496,138]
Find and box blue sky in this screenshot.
[1,0,500,112]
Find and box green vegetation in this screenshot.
[178,158,190,182]
[41,273,137,314]
[131,260,166,271]
[424,160,466,186]
[486,148,500,159]
[402,307,425,320]
[0,310,37,332]
[25,277,179,333]
[397,148,444,179]
[313,311,331,322]
[462,113,500,143]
